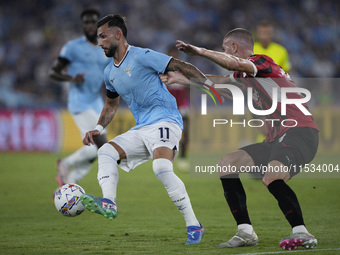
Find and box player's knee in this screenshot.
[97,143,120,163]
[262,177,271,187]
[153,158,173,176]
[262,177,284,187]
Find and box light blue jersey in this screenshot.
[104,46,183,130]
[60,36,109,114]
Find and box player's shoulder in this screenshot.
[130,45,155,55]
[128,45,162,65]
[253,41,262,49]
[64,36,84,48]
[249,54,275,64]
[269,42,288,53]
[249,54,286,77]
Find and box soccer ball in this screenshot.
[54,183,86,217]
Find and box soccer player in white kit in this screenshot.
[49,8,109,186]
[81,14,206,245]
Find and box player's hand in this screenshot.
[83,130,100,146]
[176,40,202,56]
[161,71,190,86]
[71,73,85,83]
[159,74,169,84]
[215,88,233,102]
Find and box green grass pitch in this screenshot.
[0,153,339,254]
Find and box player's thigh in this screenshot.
[218,142,272,177]
[141,121,182,162]
[153,147,175,161]
[218,150,254,177]
[110,130,150,172]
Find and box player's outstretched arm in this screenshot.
[49,57,85,83]
[160,71,232,102]
[83,96,119,146]
[206,74,245,89]
[176,40,255,76]
[205,75,232,84]
[166,58,206,83]
[176,40,204,56]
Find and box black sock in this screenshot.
[220,175,251,225]
[267,179,305,228]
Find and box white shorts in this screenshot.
[72,109,107,139]
[111,121,182,172]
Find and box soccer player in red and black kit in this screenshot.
[160,28,319,250]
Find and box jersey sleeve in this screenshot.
[103,64,117,93]
[248,55,276,77]
[59,41,74,62]
[230,71,245,83]
[231,55,275,81]
[139,48,172,74]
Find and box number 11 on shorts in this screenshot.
[159,127,170,139]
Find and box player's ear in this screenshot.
[231,42,238,54]
[114,27,122,40]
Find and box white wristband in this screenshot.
[94,125,104,133]
[203,79,214,90]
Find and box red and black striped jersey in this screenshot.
[231,54,318,142]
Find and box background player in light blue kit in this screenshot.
[49,8,109,186]
[81,14,208,245]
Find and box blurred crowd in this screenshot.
[0,0,339,108]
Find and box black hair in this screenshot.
[97,14,127,38]
[224,28,254,48]
[80,8,101,19]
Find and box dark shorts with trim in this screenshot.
[240,127,319,178]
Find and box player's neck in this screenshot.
[85,35,98,46]
[260,41,270,49]
[236,49,253,59]
[113,41,129,65]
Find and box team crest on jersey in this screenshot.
[124,66,133,77]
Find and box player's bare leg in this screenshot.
[56,134,107,186]
[263,160,317,250]
[218,150,258,248]
[153,146,204,245]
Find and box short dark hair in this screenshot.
[97,14,127,38]
[80,8,101,19]
[224,28,254,48]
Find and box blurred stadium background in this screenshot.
[0,0,339,153]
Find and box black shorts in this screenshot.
[240,127,319,178]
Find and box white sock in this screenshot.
[62,145,98,169]
[238,224,254,235]
[97,143,119,204]
[67,162,93,184]
[153,158,200,227]
[292,225,309,234]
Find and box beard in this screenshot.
[104,43,118,57]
